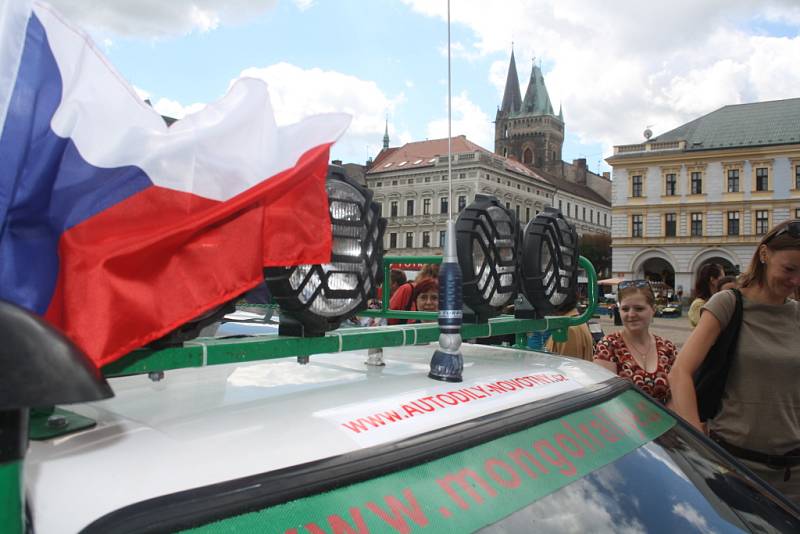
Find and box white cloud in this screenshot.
[238,63,402,163]
[403,0,800,152]
[47,0,277,37]
[128,63,399,162]
[672,502,713,534]
[438,41,483,62]
[426,91,493,149]
[292,0,315,11]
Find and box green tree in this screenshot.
[579,233,612,278]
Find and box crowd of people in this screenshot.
[370,219,800,504]
[588,219,800,503]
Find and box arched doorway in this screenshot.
[642,257,675,289]
[523,148,533,164]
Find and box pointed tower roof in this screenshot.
[558,102,563,121]
[521,61,555,116]
[500,50,522,114]
[382,116,390,149]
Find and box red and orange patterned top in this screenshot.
[593,331,677,404]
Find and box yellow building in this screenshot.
[606,98,800,295]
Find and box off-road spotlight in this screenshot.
[265,167,386,337]
[455,194,519,322]
[516,207,579,319]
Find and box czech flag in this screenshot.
[0,1,350,367]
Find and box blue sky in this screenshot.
[48,0,800,174]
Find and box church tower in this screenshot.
[495,53,564,176]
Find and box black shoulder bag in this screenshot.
[694,288,743,422]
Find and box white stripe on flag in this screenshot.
[33,2,350,202]
[0,0,31,138]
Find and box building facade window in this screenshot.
[405,232,414,248]
[796,208,800,220]
[439,230,446,247]
[727,169,739,193]
[755,210,769,234]
[390,201,398,217]
[440,197,448,215]
[631,215,643,237]
[796,165,800,190]
[422,231,430,248]
[727,211,740,236]
[423,198,431,215]
[691,213,703,236]
[604,213,608,226]
[515,205,520,219]
[665,213,676,237]
[376,202,382,216]
[458,195,467,211]
[631,175,643,197]
[558,200,563,210]
[526,207,531,221]
[590,209,594,222]
[665,173,676,196]
[406,199,414,216]
[582,207,586,220]
[755,167,769,191]
[389,232,397,249]
[691,171,702,195]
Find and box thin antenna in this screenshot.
[429,0,463,383]
[447,0,452,221]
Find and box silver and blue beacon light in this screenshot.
[429,220,463,382]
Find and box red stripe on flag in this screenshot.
[45,144,333,367]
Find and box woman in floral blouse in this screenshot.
[593,280,678,404]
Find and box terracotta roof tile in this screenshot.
[366,135,491,174]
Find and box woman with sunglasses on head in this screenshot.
[688,263,726,328]
[593,280,678,405]
[669,220,800,503]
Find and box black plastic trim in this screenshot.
[82,378,632,533]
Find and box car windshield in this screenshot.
[131,388,800,534]
[479,428,800,533]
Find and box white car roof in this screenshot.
[26,343,613,533]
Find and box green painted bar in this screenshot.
[103,256,598,377]
[102,344,204,376]
[106,316,551,377]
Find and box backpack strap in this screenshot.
[695,287,743,421]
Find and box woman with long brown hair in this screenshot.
[669,220,800,503]
[688,263,725,328]
[593,280,678,404]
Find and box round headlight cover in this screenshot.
[265,167,386,336]
[520,207,579,316]
[456,194,520,320]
